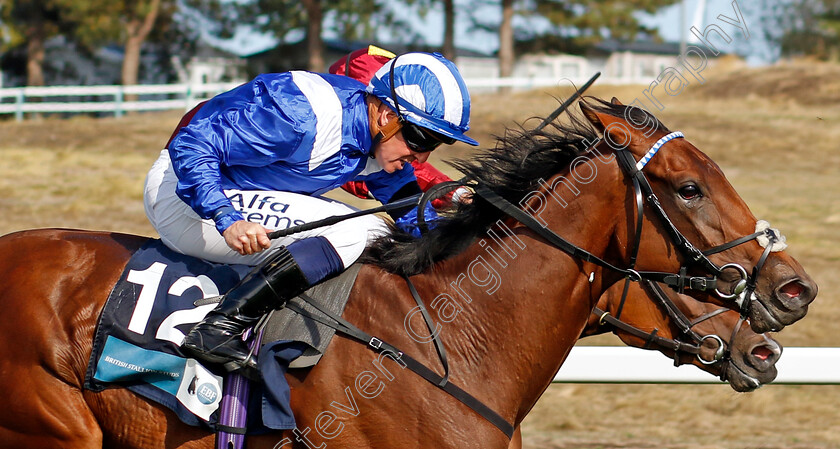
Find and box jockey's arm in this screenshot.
[167,82,304,249]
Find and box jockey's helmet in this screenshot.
[367,52,479,148]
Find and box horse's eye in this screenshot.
[679,184,702,200]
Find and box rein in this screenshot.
[265,96,783,438]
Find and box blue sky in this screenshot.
[207,0,770,64]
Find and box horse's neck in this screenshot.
[416,169,627,424]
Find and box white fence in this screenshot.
[555,346,840,385]
[0,77,607,122]
[0,82,242,121]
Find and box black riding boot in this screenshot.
[181,246,309,369]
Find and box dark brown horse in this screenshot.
[0,99,816,448]
[507,279,783,449]
[583,280,780,392]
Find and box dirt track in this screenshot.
[0,61,838,448]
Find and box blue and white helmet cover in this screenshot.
[367,52,478,146]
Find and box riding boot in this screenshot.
[181,246,310,369]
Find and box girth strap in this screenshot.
[285,292,515,439]
[215,424,248,435]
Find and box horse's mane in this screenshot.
[361,97,669,276]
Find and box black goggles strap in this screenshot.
[389,55,402,118]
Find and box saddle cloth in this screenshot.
[83,238,359,430]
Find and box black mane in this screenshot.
[360,97,668,276]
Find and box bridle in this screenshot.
[584,129,784,370]
[282,124,785,440]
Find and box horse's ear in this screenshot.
[579,101,606,133]
[580,100,638,145]
[611,97,623,105]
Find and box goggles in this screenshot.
[401,120,456,153]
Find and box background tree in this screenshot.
[470,0,678,79]
[441,0,456,60]
[0,0,66,86]
[754,0,840,61]
[498,0,514,78]
[53,0,177,90]
[233,0,423,71]
[533,0,675,46]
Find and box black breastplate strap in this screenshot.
[285,288,515,439]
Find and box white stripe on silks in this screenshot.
[636,131,684,171]
[395,84,426,111]
[391,53,464,125]
[291,71,344,172]
[358,156,385,176]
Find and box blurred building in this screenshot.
[171,42,247,86]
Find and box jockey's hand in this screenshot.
[223,220,272,255]
[452,187,473,205]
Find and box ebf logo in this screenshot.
[196,383,219,405]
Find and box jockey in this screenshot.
[143,52,478,370]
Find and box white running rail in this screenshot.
[554,346,840,384]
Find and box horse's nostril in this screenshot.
[751,345,775,362]
[779,281,805,299]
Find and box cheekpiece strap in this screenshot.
[636,131,684,171]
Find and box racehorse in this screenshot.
[507,278,783,449]
[0,98,816,448]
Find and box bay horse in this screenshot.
[581,280,780,392]
[507,278,783,449]
[0,98,816,448]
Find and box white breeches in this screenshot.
[143,150,389,266]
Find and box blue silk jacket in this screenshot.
[167,71,419,234]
